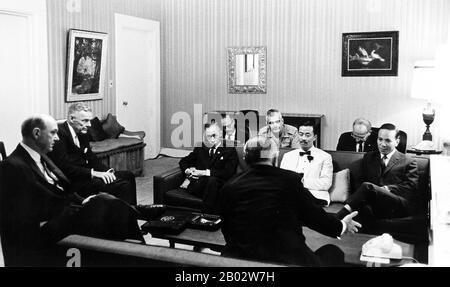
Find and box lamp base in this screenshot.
[423,133,432,141]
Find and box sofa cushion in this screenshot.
[89,117,108,141]
[165,189,203,210]
[90,137,142,153]
[102,113,125,139]
[329,168,351,203]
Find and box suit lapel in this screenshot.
[383,150,400,175]
[15,144,48,183]
[61,121,81,150]
[210,146,223,164]
[40,153,71,185]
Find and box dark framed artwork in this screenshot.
[342,31,398,77]
[66,29,108,102]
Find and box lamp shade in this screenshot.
[411,60,438,101]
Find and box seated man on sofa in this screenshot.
[336,123,419,228]
[280,121,333,206]
[179,123,238,214]
[336,117,377,152]
[48,102,137,204]
[258,109,301,149]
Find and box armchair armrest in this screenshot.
[122,130,146,140]
[153,167,185,204]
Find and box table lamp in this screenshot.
[411,61,437,147]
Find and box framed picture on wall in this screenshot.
[342,31,398,77]
[65,29,108,102]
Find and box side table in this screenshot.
[406,149,442,156]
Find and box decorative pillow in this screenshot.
[329,168,351,203]
[89,117,108,141]
[102,113,125,139]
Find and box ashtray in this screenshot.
[188,214,222,231]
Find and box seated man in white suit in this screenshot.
[280,121,333,206]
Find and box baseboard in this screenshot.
[159,148,191,158]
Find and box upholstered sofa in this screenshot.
[154,148,430,244]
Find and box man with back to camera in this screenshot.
[258,109,301,149]
[219,136,361,266]
[280,121,333,206]
[179,123,238,214]
[336,123,419,226]
[48,102,137,204]
[336,117,377,152]
[0,114,153,266]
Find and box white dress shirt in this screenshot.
[380,149,396,166]
[280,146,333,205]
[67,122,80,148]
[20,142,57,185]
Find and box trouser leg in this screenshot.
[73,193,143,242]
[346,182,408,219]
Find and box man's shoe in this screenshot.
[135,204,167,220]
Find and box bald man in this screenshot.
[336,118,377,152]
[0,115,145,266]
[179,123,238,213]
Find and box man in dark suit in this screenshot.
[48,102,136,204]
[220,113,251,145]
[0,115,144,266]
[179,123,238,214]
[336,123,419,225]
[219,136,361,266]
[336,118,377,152]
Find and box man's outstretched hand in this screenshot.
[342,211,362,234]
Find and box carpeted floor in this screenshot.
[136,155,180,205]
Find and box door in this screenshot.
[0,0,49,267]
[115,14,160,159]
[0,0,49,155]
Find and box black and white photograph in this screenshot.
[1,0,450,278]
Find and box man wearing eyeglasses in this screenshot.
[336,118,377,152]
[258,109,301,149]
[179,123,238,214]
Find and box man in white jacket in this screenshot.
[280,121,333,206]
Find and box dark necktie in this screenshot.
[209,147,215,159]
[357,141,364,152]
[40,155,65,191]
[381,155,388,172]
[299,150,311,157]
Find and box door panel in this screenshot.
[0,0,49,155]
[115,14,160,159]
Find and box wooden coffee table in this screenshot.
[141,210,415,266]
